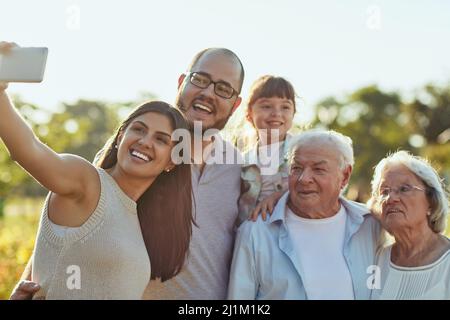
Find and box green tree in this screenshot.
[14,99,126,198]
[403,83,450,182]
[0,96,46,215]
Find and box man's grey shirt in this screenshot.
[144,137,242,299]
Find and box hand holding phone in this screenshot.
[0,43,48,83]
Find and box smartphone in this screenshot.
[0,47,48,83]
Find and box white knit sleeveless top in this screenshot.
[32,168,151,299]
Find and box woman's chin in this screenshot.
[382,215,406,232]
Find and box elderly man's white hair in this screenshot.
[370,150,449,233]
[287,129,355,169]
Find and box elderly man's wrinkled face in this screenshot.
[378,164,430,233]
[288,143,351,218]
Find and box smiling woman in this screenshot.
[1,41,194,300]
[369,150,450,300]
[95,101,194,283]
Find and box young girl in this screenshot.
[1,42,193,299]
[237,75,297,225]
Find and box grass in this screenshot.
[0,198,42,300]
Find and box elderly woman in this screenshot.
[369,151,450,299]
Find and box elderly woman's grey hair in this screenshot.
[369,150,449,234]
[287,129,354,169]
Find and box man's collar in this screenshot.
[269,191,290,223]
[269,192,370,224]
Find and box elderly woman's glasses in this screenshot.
[187,72,238,99]
[378,184,426,201]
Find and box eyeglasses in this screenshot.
[187,72,239,99]
[378,184,426,201]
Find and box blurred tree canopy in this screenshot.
[0,93,156,215]
[404,84,450,173]
[313,83,450,202]
[0,97,40,213]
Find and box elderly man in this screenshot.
[227,130,380,300]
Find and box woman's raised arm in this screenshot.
[0,42,97,200]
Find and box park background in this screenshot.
[1,0,449,299]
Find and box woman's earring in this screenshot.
[114,144,118,149]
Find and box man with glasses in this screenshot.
[228,130,381,300]
[176,49,243,133]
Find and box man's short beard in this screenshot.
[176,99,231,133]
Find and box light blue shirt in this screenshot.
[228,192,381,300]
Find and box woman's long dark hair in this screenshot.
[95,101,193,282]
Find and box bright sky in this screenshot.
[2,0,450,123]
